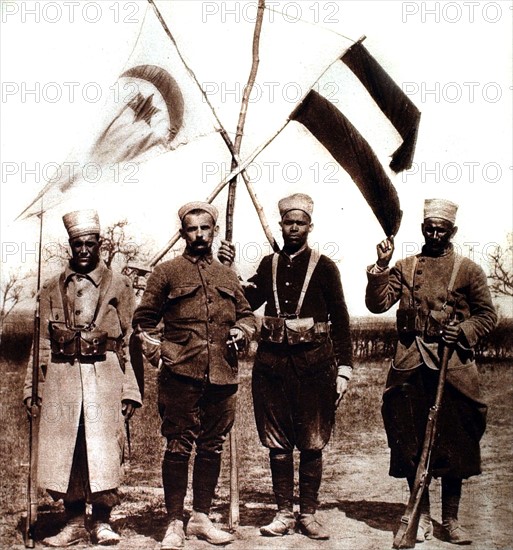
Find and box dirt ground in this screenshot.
[6,430,512,550]
[2,363,512,550]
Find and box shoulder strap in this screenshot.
[295,250,320,316]
[448,254,463,294]
[271,253,281,316]
[271,250,321,317]
[402,255,418,309]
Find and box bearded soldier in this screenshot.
[366,198,497,544]
[23,209,142,546]
[132,202,255,550]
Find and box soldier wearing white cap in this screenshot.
[366,198,497,544]
[23,209,142,546]
[132,201,255,549]
[219,193,353,540]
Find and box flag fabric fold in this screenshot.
[291,89,402,237]
[341,40,421,173]
[18,4,220,220]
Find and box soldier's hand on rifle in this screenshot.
[442,321,462,345]
[218,240,236,266]
[24,397,41,418]
[227,327,246,353]
[122,400,137,421]
[376,236,395,268]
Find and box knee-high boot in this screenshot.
[299,450,322,515]
[192,451,222,514]
[162,452,189,520]
[269,449,294,512]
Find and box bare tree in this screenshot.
[44,219,151,283]
[100,219,145,275]
[487,233,513,298]
[0,269,31,344]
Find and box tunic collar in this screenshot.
[282,244,310,261]
[64,261,106,287]
[183,250,214,264]
[421,243,454,258]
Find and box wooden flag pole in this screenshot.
[223,0,266,530]
[146,0,279,252]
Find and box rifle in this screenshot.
[25,214,43,548]
[392,334,455,549]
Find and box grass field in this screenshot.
[1,356,512,548]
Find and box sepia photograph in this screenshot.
[1,1,512,548]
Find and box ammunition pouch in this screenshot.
[260,316,285,343]
[80,329,109,356]
[49,322,113,360]
[260,316,329,345]
[396,308,452,342]
[285,317,316,345]
[49,323,79,357]
[424,309,450,341]
[396,308,418,337]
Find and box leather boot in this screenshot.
[269,450,294,512]
[42,517,87,547]
[260,511,296,536]
[186,511,234,545]
[298,513,330,540]
[162,453,189,519]
[299,450,322,515]
[192,451,221,515]
[161,519,185,550]
[442,478,471,545]
[43,501,87,547]
[91,504,120,545]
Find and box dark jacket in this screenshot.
[365,245,497,401]
[245,247,353,367]
[132,252,255,385]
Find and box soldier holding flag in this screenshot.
[365,198,497,544]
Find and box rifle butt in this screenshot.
[392,511,420,548]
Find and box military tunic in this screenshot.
[246,247,352,451]
[132,252,255,455]
[366,245,497,477]
[24,262,142,496]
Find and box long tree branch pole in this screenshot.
[134,1,354,273]
[222,0,266,530]
[146,0,279,251]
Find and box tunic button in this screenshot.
[414,285,420,291]
[207,297,213,304]
[208,317,214,323]
[75,310,81,316]
[416,270,422,275]
[77,290,83,297]
[285,282,291,286]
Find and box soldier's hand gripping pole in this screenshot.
[392,325,456,549]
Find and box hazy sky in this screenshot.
[1,0,512,317]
